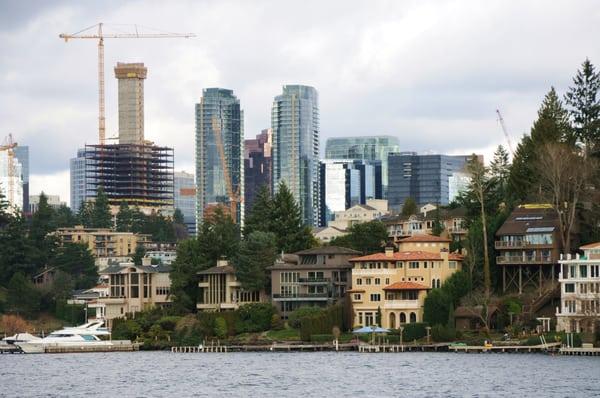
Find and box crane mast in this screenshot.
[211,117,241,223]
[496,109,514,156]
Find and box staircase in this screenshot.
[520,284,561,322]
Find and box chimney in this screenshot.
[385,246,394,258]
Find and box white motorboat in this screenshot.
[1,332,41,345]
[16,320,114,354]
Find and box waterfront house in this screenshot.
[313,225,348,243]
[349,234,463,328]
[556,243,600,336]
[269,246,360,319]
[97,258,171,328]
[197,259,266,311]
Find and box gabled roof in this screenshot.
[399,234,451,243]
[383,282,429,291]
[197,265,235,275]
[580,242,600,250]
[496,205,559,236]
[101,263,171,274]
[449,252,464,261]
[294,246,361,256]
[350,251,442,262]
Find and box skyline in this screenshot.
[1,0,599,205]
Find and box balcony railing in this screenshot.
[494,241,554,249]
[298,277,331,284]
[383,300,420,310]
[272,293,329,301]
[496,255,553,265]
[448,227,467,234]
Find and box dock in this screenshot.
[449,342,561,353]
[559,347,600,356]
[0,345,23,354]
[172,342,358,353]
[43,340,140,353]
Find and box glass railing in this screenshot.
[298,277,331,283]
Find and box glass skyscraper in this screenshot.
[69,148,88,213]
[324,136,400,195]
[174,171,197,236]
[271,85,320,226]
[387,152,474,211]
[195,88,244,227]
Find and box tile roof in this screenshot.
[383,282,430,291]
[294,246,361,255]
[448,252,464,260]
[350,251,442,262]
[399,234,451,243]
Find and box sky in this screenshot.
[1,0,599,206]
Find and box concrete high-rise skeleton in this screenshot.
[114,63,147,145]
[271,85,320,226]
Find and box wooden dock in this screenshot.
[449,342,561,354]
[172,342,357,353]
[0,345,23,354]
[559,347,600,356]
[43,341,140,353]
[358,343,449,353]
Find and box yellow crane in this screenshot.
[0,134,18,207]
[59,23,195,145]
[211,117,242,223]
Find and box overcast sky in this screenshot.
[1,0,599,205]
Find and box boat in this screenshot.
[15,320,114,354]
[1,332,41,345]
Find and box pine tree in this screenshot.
[0,183,11,228]
[52,242,98,289]
[565,58,600,154]
[271,182,314,253]
[53,204,77,228]
[489,145,511,206]
[116,202,133,232]
[29,192,58,268]
[235,231,277,291]
[77,201,93,227]
[243,185,273,237]
[401,197,418,217]
[0,213,35,284]
[91,187,112,228]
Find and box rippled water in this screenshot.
[1,351,599,397]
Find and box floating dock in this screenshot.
[559,347,600,356]
[449,342,561,353]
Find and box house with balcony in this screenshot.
[495,205,570,295]
[97,258,172,328]
[197,259,266,312]
[383,206,467,244]
[349,234,463,328]
[556,243,600,336]
[268,246,360,318]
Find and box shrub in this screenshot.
[157,316,181,331]
[112,319,142,340]
[214,317,227,339]
[288,306,324,329]
[271,313,284,330]
[432,325,456,342]
[235,303,276,333]
[310,334,334,343]
[402,323,428,341]
[423,289,451,326]
[299,305,344,341]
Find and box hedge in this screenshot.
[299,305,344,341]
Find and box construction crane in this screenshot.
[496,109,514,156]
[211,117,242,223]
[0,134,18,207]
[59,23,195,145]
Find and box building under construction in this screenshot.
[84,143,174,213]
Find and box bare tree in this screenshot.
[536,143,595,253]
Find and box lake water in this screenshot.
[1,351,599,397]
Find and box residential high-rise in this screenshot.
[325,136,400,196]
[195,88,244,227]
[70,148,87,213]
[244,129,272,214]
[174,171,197,236]
[13,146,29,212]
[0,149,23,211]
[318,159,382,226]
[115,63,147,145]
[271,85,319,226]
[387,153,476,211]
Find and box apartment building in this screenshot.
[349,234,463,328]
[98,260,172,328]
[197,260,266,311]
[55,226,150,258]
[269,246,360,318]
[556,243,600,335]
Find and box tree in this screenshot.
[243,185,273,237]
[466,155,491,300]
[329,221,387,254]
[235,231,277,291]
[91,187,112,228]
[423,289,451,326]
[536,143,595,253]
[116,202,134,232]
[132,245,146,266]
[565,59,600,154]
[197,207,240,267]
[173,208,185,224]
[52,242,98,289]
[6,273,40,317]
[431,207,444,236]
[0,184,11,228]
[489,145,511,204]
[77,201,94,227]
[401,197,418,217]
[270,182,314,253]
[53,204,77,228]
[29,192,58,269]
[169,239,203,312]
[0,213,36,284]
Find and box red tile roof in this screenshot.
[399,234,451,243]
[383,282,430,291]
[350,251,441,262]
[448,252,464,260]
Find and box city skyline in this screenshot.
[1,1,599,204]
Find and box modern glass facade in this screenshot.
[271,85,319,226]
[196,88,244,227]
[388,153,473,211]
[69,148,88,213]
[174,171,197,236]
[324,136,400,195]
[318,159,383,226]
[13,146,29,212]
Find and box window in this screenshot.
[353,294,362,301]
[397,261,403,268]
[370,294,381,302]
[375,278,381,285]
[281,272,299,284]
[580,265,588,278]
[366,278,372,285]
[156,287,170,295]
[565,283,575,293]
[424,262,428,269]
[385,278,390,285]
[409,261,419,269]
[449,261,457,269]
[356,278,362,285]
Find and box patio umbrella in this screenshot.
[352,326,389,334]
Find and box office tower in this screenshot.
[195,88,244,227]
[325,136,400,196]
[70,148,87,213]
[13,146,29,212]
[271,85,319,226]
[0,149,23,211]
[29,194,65,213]
[387,153,477,211]
[244,129,272,214]
[115,63,147,145]
[318,159,382,226]
[174,171,197,236]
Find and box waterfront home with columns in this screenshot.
[197,260,267,311]
[349,234,463,329]
[556,242,600,336]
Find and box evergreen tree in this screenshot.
[565,58,600,154]
[116,202,133,232]
[243,185,273,237]
[77,201,94,227]
[235,231,277,291]
[52,242,98,289]
[132,245,146,266]
[29,192,58,269]
[0,213,35,284]
[270,182,314,253]
[197,207,240,266]
[173,208,185,224]
[169,238,203,312]
[0,183,10,228]
[329,221,387,254]
[53,204,77,228]
[401,197,418,217]
[6,273,41,317]
[91,187,112,228]
[489,145,511,206]
[431,207,444,236]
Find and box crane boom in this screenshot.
[496,109,514,155]
[59,23,195,145]
[211,117,241,223]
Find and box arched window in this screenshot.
[437,279,441,288]
[432,279,436,288]
[400,312,406,324]
[410,312,417,323]
[389,312,396,329]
